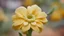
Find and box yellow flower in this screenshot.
[51,2,64,21]
[0,8,8,22]
[12,5,48,33]
[24,0,34,7]
[59,8,64,18]
[50,10,62,21]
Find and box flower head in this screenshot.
[12,5,48,33]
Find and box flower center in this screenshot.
[26,15,35,22]
[27,15,33,19]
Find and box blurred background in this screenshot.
[0,0,64,36]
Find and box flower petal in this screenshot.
[31,22,36,26]
[27,6,32,14]
[22,24,30,32]
[12,21,22,26]
[37,12,47,18]
[31,5,42,12]
[12,19,24,26]
[31,5,42,16]
[31,25,40,32]
[36,21,43,28]
[15,7,27,18]
[42,18,48,24]
[36,18,48,24]
[23,22,28,26]
[12,15,18,21]
[13,24,23,30]
[27,5,41,16]
[12,15,27,23]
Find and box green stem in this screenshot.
[26,29,32,36]
[19,33,22,36]
[47,7,57,15]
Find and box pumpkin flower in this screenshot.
[12,5,48,33]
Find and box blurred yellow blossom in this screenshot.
[58,8,64,18]
[50,2,64,21]
[24,0,34,7]
[50,10,62,21]
[0,8,8,22]
[12,5,48,33]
